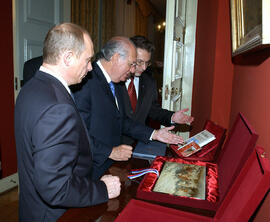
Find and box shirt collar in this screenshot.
[97,60,111,83]
[40,66,71,94]
[125,76,139,87]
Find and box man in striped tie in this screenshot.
[120,36,194,146]
[73,36,185,179]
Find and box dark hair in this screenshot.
[129,35,155,53]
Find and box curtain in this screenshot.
[113,0,136,37]
[71,0,114,52]
[135,0,158,36]
[101,0,115,47]
[135,3,148,36]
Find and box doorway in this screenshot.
[143,0,198,139]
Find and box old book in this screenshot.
[176,129,216,157]
[153,162,206,199]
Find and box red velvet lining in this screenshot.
[139,156,218,203]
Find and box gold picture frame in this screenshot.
[230,0,270,56]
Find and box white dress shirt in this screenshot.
[96,60,119,108]
[40,66,72,95]
[125,76,139,98]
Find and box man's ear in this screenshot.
[111,53,120,64]
[63,50,74,66]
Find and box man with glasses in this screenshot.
[73,36,184,180]
[120,36,194,145]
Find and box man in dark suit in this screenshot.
[120,36,194,145]
[15,23,121,222]
[73,36,184,180]
[23,56,43,84]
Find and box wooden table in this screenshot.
[58,158,151,222]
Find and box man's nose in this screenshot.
[142,63,147,70]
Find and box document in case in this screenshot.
[153,162,206,199]
[176,129,216,157]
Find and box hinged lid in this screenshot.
[215,146,270,221]
[217,113,258,204]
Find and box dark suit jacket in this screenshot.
[73,62,153,171]
[119,72,174,145]
[15,71,108,222]
[23,56,43,84]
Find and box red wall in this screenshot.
[211,0,234,129]
[194,0,270,159]
[0,1,17,177]
[231,57,270,154]
[192,0,233,134]
[193,0,270,220]
[191,0,219,134]
[231,57,270,222]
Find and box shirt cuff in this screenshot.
[149,130,155,141]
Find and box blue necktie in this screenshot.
[109,81,115,97]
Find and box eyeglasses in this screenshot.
[136,59,151,67]
[127,62,137,69]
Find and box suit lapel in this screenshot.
[137,76,146,112]
[93,63,119,111]
[119,83,133,116]
[115,84,125,116]
[121,77,145,116]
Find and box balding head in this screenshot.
[98,36,137,83]
[42,23,94,85]
[99,36,135,61]
[43,23,91,65]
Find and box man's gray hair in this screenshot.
[99,37,133,61]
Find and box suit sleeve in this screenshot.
[121,116,153,143]
[32,103,108,207]
[89,135,114,167]
[73,80,113,166]
[148,78,174,126]
[118,91,154,143]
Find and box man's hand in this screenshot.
[109,145,132,161]
[152,126,184,144]
[171,108,194,124]
[100,175,121,199]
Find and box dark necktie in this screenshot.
[128,77,137,112]
[109,81,115,97]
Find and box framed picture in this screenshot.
[230,0,270,56]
